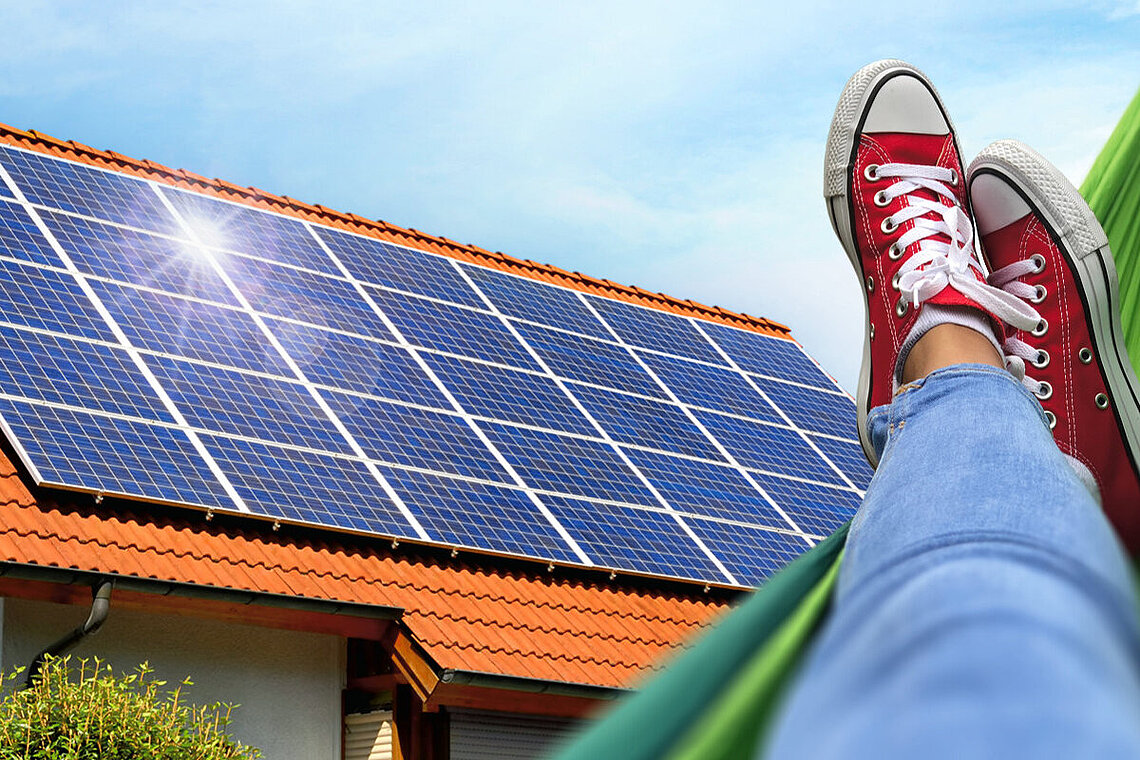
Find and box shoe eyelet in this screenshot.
[1030,254,1046,273]
[1031,318,1048,337]
[1029,284,1047,304]
[1034,381,1053,400]
[891,271,901,290]
[870,323,875,339]
[948,168,959,186]
[1095,392,1110,409]
[1044,409,1057,430]
[1032,349,1050,369]
[888,242,903,261]
[881,217,897,234]
[873,190,891,207]
[1078,347,1093,364]
[866,276,874,293]
[864,164,880,182]
[894,298,909,318]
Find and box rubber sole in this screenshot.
[823,59,960,468]
[968,140,1140,474]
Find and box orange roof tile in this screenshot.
[0,451,733,691]
[0,122,791,340]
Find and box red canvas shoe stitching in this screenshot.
[856,138,905,351]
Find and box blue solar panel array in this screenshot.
[0,144,872,588]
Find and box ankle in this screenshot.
[901,322,1004,383]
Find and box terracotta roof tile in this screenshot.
[0,450,732,690]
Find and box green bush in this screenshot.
[0,656,261,759]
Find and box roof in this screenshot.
[0,448,733,694]
[0,123,791,340]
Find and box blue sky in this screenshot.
[2,2,1138,391]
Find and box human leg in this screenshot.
[763,61,1140,758]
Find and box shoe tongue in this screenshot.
[981,214,1035,269]
[867,132,954,167]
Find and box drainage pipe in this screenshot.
[23,579,113,688]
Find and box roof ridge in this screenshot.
[0,123,792,340]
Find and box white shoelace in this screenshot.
[988,256,1049,395]
[877,163,1040,334]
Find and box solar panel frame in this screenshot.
[0,143,871,587]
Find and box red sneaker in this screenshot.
[825,61,1035,466]
[969,140,1140,551]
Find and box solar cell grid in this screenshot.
[0,259,115,342]
[462,264,611,339]
[368,287,540,372]
[751,376,856,439]
[381,466,579,562]
[0,199,62,267]
[0,398,230,507]
[637,351,782,423]
[316,227,484,308]
[268,319,450,407]
[0,326,172,422]
[482,422,659,505]
[146,354,353,454]
[541,495,724,582]
[574,385,724,461]
[201,434,416,535]
[324,391,512,483]
[808,434,873,490]
[623,447,789,527]
[43,211,237,306]
[753,472,859,536]
[216,253,393,340]
[687,518,808,587]
[703,321,836,388]
[693,409,844,485]
[0,147,182,237]
[0,148,880,587]
[514,322,666,399]
[90,280,293,377]
[587,295,726,365]
[161,187,338,275]
[422,351,596,437]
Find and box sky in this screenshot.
[2,2,1138,392]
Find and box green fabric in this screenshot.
[552,522,849,760]
[1080,85,1140,371]
[666,549,844,760]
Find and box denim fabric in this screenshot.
[764,364,1140,759]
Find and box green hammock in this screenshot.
[553,523,848,760]
[554,84,1140,760]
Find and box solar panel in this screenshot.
[0,142,868,587]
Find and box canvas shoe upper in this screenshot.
[969,139,1140,552]
[825,60,1037,466]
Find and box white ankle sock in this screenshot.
[894,304,1003,389]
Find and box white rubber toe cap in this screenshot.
[970,173,1031,236]
[862,74,950,135]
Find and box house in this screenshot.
[0,124,870,758]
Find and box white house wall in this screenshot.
[1,595,345,760]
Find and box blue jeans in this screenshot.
[764,364,1140,758]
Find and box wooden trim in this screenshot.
[425,682,611,720]
[0,576,393,639]
[384,628,441,703]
